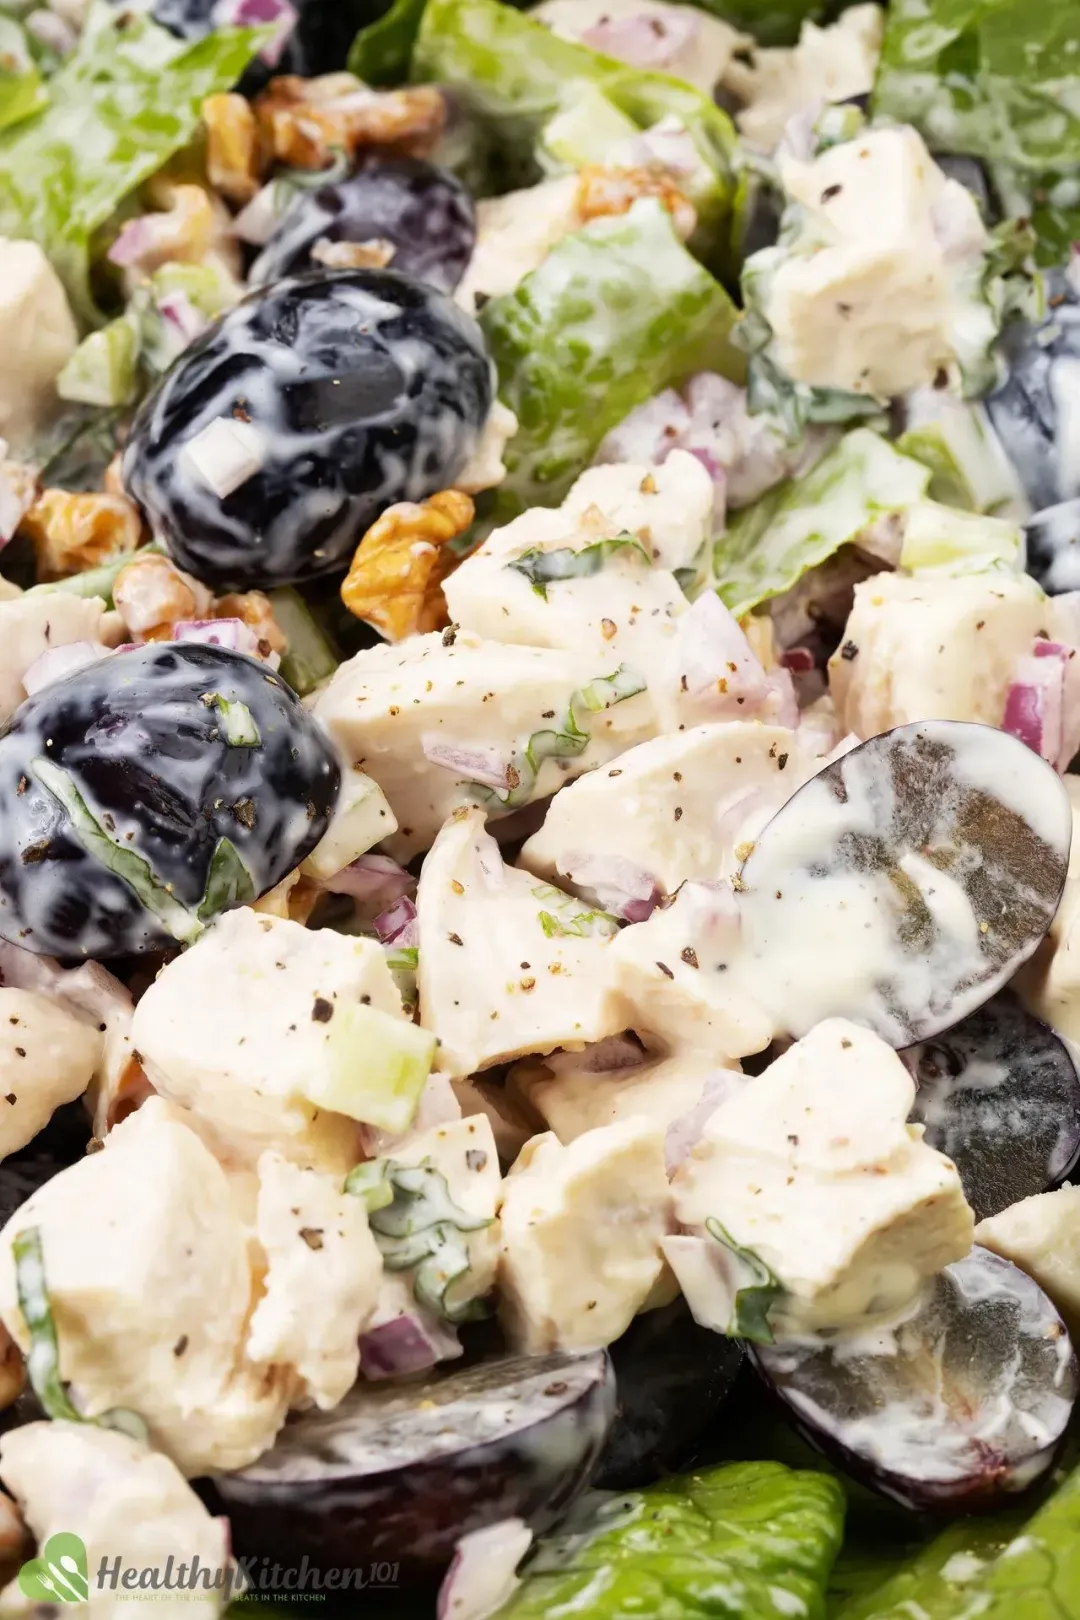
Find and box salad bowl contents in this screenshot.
[2,0,1080,1614]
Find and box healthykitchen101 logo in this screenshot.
[17,1533,401,1604]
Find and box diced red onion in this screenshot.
[360,1073,461,1158]
[320,851,415,906]
[23,642,109,697]
[157,291,206,349]
[559,852,662,922]
[1034,639,1072,659]
[664,1070,743,1174]
[594,388,691,468]
[1003,654,1064,766]
[422,735,516,792]
[615,115,704,177]
[437,1519,533,1620]
[211,0,298,65]
[762,667,800,728]
[373,894,417,946]
[360,1313,462,1381]
[779,646,815,672]
[580,9,697,67]
[181,418,265,500]
[674,591,770,713]
[107,216,159,270]
[172,617,261,655]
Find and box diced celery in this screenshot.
[900,500,1024,578]
[316,1004,436,1132]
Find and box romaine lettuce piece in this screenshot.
[0,1,266,314]
[497,1459,844,1618]
[481,198,740,512]
[347,0,430,85]
[872,0,1080,262]
[713,429,930,616]
[412,0,736,248]
[897,395,1028,517]
[899,500,1024,579]
[0,17,45,135]
[833,1503,1041,1620]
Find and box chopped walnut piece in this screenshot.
[576,165,697,241]
[310,236,397,270]
[341,488,475,642]
[21,490,143,582]
[251,869,320,925]
[214,590,288,658]
[103,452,125,499]
[113,554,204,636]
[255,73,446,169]
[203,91,268,207]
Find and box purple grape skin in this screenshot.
[752,1247,1078,1514]
[250,157,477,293]
[0,642,339,960]
[205,1350,615,1586]
[905,990,1080,1221]
[122,269,493,591]
[987,268,1080,517]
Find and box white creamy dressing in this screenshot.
[730,722,1072,1044]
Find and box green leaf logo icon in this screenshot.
[19,1532,89,1604]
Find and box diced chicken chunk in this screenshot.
[0,1099,290,1477]
[0,988,101,1159]
[829,570,1048,737]
[246,1153,382,1409]
[672,1019,974,1334]
[498,1120,672,1352]
[0,240,78,453]
[131,910,405,1173]
[0,594,119,726]
[733,6,885,153]
[0,1422,231,1619]
[312,630,653,861]
[976,1186,1080,1341]
[520,721,802,902]
[416,810,627,1078]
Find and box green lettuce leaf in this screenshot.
[713,429,931,617]
[899,499,1024,578]
[872,0,1080,262]
[412,0,736,244]
[0,17,46,135]
[498,1460,844,1619]
[833,1506,1038,1620]
[348,0,430,84]
[0,0,266,316]
[480,198,740,513]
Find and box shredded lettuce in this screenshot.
[412,0,736,246]
[497,1460,844,1619]
[0,16,46,135]
[713,429,931,617]
[481,199,740,514]
[872,0,1080,264]
[348,0,430,84]
[899,500,1024,579]
[0,1,267,316]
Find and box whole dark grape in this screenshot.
[987,267,1080,514]
[251,157,476,293]
[0,643,340,959]
[122,269,493,590]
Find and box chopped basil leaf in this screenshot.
[507,535,651,601]
[705,1217,784,1345]
[209,694,261,748]
[197,837,256,922]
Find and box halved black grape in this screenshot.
[906,991,1080,1220]
[250,157,476,292]
[753,1247,1077,1513]
[207,1350,614,1585]
[0,643,339,959]
[594,1300,744,1490]
[987,268,1080,513]
[1024,498,1080,595]
[735,720,1072,1045]
[123,270,493,590]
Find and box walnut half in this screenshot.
[341,488,475,642]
